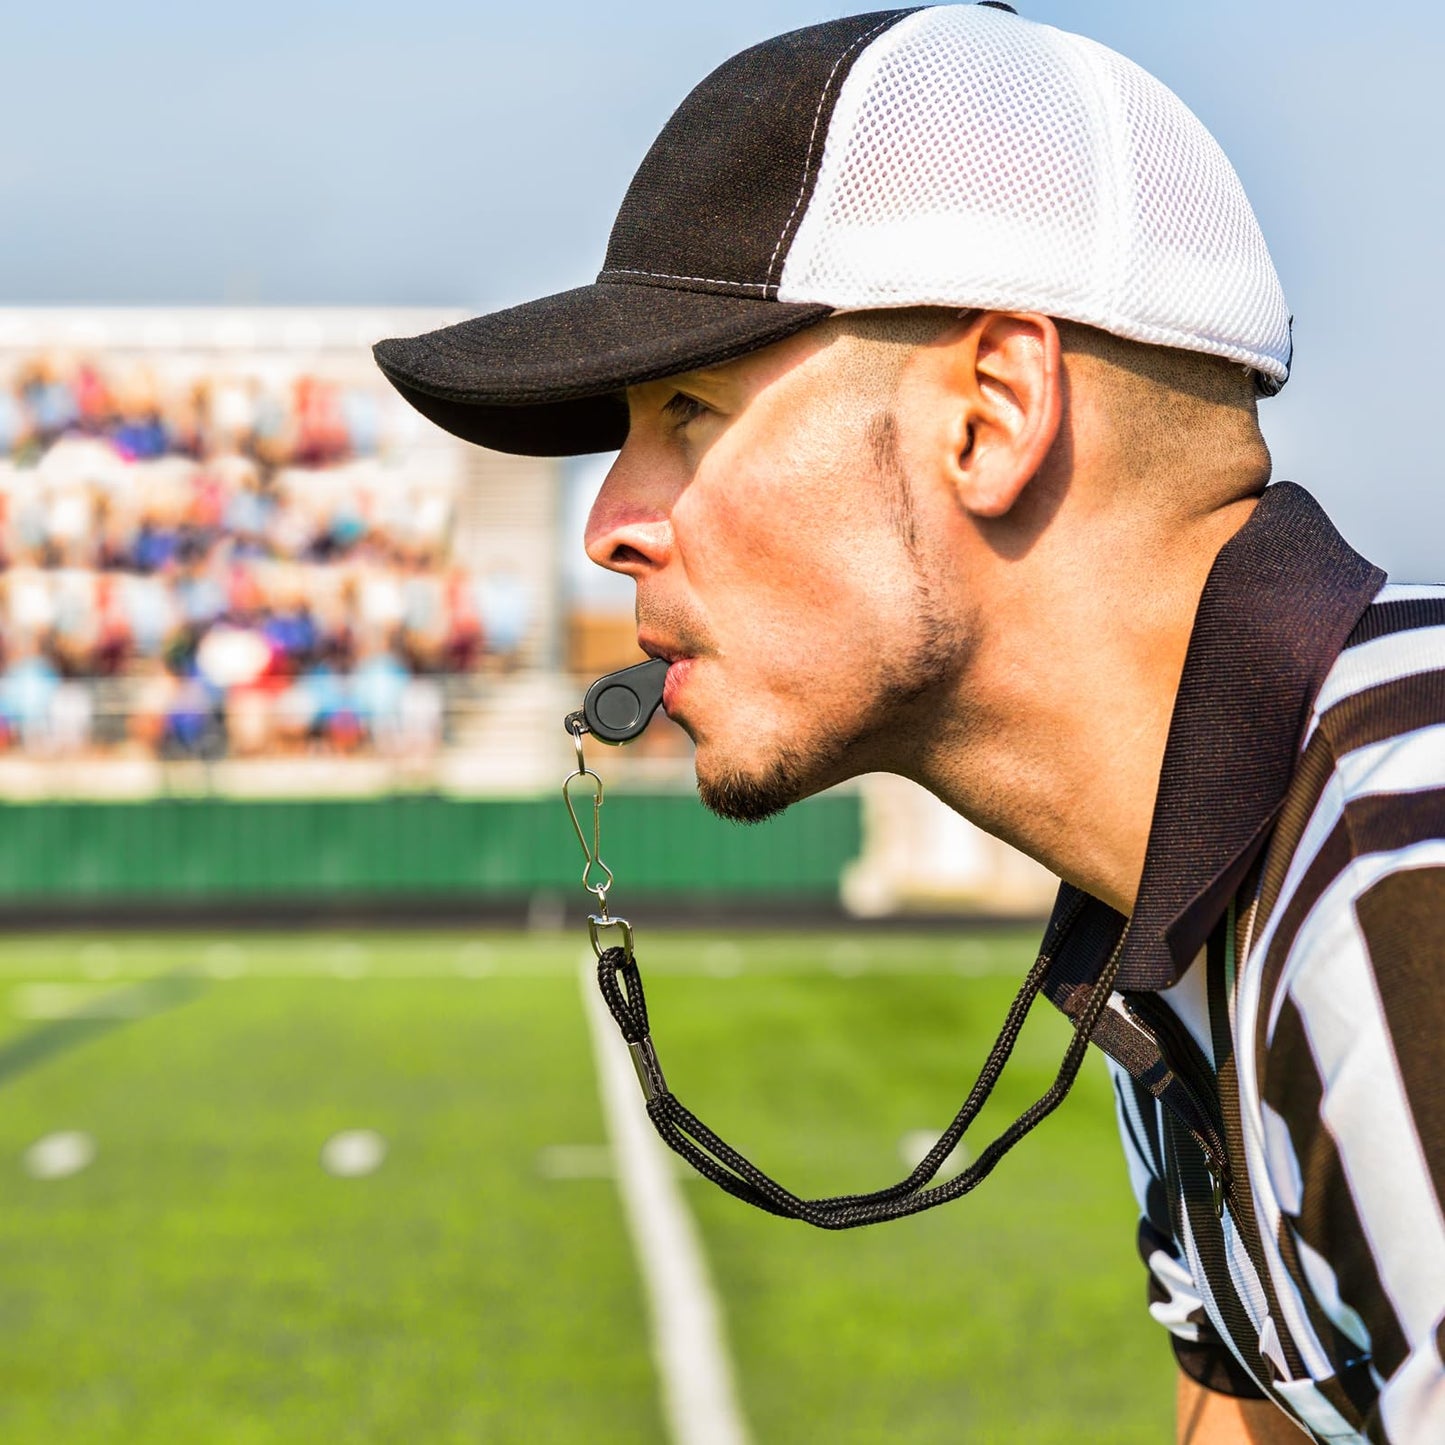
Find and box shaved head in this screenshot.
[811,307,1272,520]
[1053,319,1272,514]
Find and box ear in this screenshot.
[932,312,1063,519]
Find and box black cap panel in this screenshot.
[372,10,914,457]
[599,10,915,298]
[381,386,630,459]
[373,283,831,456]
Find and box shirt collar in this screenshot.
[1049,481,1385,993]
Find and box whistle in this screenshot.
[565,656,670,744]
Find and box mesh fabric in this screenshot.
[777,6,1292,384]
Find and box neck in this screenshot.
[915,492,1259,917]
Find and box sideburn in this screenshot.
[865,411,920,560]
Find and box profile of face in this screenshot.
[584,321,982,823]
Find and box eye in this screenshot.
[661,392,711,429]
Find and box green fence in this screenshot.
[0,792,862,908]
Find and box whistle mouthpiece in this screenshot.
[569,657,670,744]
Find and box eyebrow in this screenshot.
[628,368,734,411]
[665,365,734,393]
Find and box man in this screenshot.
[374,6,1444,1440]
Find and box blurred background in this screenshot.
[0,2,1438,1442]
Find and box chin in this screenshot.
[694,739,827,825]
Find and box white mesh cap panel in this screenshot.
[777,6,1291,384]
[1104,43,1292,371]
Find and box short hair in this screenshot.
[826,307,1270,509]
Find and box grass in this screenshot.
[0,930,1173,1443]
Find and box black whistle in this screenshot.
[565,657,670,744]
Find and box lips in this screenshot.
[660,657,695,714]
[637,629,703,716]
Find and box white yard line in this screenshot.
[579,954,753,1445]
[6,940,1029,989]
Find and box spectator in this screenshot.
[477,569,531,670]
[0,350,506,763]
[0,643,61,751]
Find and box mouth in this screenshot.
[637,636,697,715]
[660,657,695,716]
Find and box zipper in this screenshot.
[1118,990,1237,1219]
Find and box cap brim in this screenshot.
[373,283,832,457]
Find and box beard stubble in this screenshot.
[698,413,973,824]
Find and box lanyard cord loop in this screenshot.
[566,713,1118,1230]
[594,892,1119,1230]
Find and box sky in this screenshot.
[3,0,1442,578]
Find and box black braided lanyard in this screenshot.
[566,717,1123,1230]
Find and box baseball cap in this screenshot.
[374,3,1292,458]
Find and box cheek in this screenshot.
[680,472,926,695]
[681,436,876,593]
[684,485,859,649]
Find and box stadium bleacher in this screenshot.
[0,332,530,765]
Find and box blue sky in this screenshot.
[4,1,1442,576]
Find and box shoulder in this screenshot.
[1240,578,1445,1178]
[1209,586,1445,1395]
[1307,581,1445,780]
[1244,580,1445,1167]
[1270,581,1445,911]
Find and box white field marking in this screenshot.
[12,982,157,1020]
[536,1143,614,1180]
[327,944,370,980]
[897,1128,970,1181]
[5,939,1028,986]
[203,942,249,979]
[79,942,120,980]
[579,953,753,1445]
[454,941,497,977]
[951,939,1011,976]
[320,1129,387,1178]
[24,1130,96,1180]
[538,1142,694,1183]
[700,943,744,978]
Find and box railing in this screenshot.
[0,669,699,799]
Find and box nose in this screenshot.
[583,443,675,578]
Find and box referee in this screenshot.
[375,6,1445,1441]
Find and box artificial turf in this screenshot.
[0,930,1173,1443]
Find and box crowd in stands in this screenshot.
[0,354,530,761]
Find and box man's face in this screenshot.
[584,325,976,821]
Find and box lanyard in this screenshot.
[563,660,1122,1228]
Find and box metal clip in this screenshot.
[563,723,614,911]
[562,713,657,1107]
[565,713,589,770]
[588,913,634,961]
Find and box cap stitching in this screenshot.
[1065,30,1128,328]
[597,267,769,291]
[764,12,905,294]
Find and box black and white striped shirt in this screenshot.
[1039,483,1445,1442]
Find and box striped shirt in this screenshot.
[1039,483,1445,1442]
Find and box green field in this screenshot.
[0,930,1173,1443]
